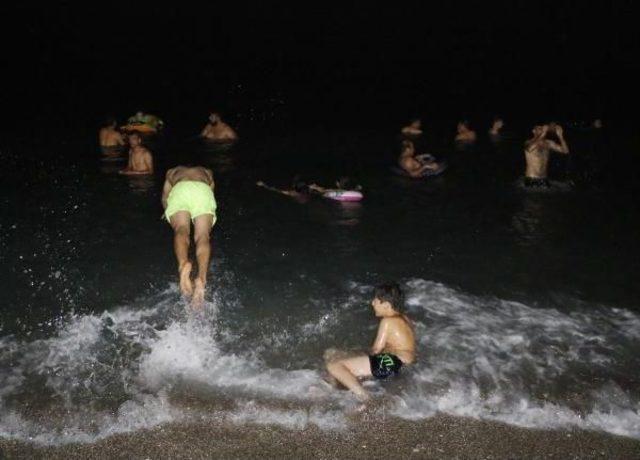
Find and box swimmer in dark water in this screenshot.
[162,166,216,308]
[455,120,477,143]
[489,117,504,137]
[99,118,125,149]
[201,113,238,142]
[256,178,312,202]
[119,132,153,175]
[256,176,360,202]
[401,119,423,137]
[398,140,440,177]
[524,123,570,187]
[324,283,415,403]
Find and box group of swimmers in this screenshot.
[95,110,599,405]
[398,117,573,186]
[98,111,239,306]
[97,110,418,404]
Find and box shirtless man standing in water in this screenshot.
[524,123,570,187]
[119,132,153,175]
[162,166,217,308]
[200,113,238,142]
[99,118,125,149]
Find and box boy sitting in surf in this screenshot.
[325,283,416,402]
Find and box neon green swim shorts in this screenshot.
[165,181,217,226]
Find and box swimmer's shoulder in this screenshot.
[165,166,184,184]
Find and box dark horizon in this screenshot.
[2,2,638,134]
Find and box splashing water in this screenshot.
[1,278,639,445]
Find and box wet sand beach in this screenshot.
[2,414,639,459]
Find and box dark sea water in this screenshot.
[1,121,639,444]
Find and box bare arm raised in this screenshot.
[546,125,570,154]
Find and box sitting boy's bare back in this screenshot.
[375,315,415,364]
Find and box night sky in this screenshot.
[2,2,638,133]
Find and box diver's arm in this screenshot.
[205,169,215,190]
[161,175,173,209]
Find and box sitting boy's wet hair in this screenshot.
[374,283,405,312]
[104,117,117,127]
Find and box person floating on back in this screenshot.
[200,113,238,142]
[256,178,313,202]
[523,123,570,187]
[162,166,217,308]
[489,117,504,137]
[257,176,362,202]
[401,119,423,137]
[325,283,416,403]
[119,132,153,175]
[454,120,477,143]
[99,117,126,149]
[398,140,441,177]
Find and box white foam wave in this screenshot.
[2,278,640,445]
[389,279,640,439]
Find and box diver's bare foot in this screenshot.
[191,278,206,310]
[179,262,193,297]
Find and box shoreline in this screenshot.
[1,414,638,459]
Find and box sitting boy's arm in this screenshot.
[370,319,389,355]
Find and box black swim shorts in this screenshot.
[369,353,403,380]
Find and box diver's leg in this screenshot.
[170,211,193,297]
[192,214,214,307]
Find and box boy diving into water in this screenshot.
[325,283,416,402]
[162,166,217,308]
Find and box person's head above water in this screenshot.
[401,139,415,155]
[336,176,358,190]
[492,118,504,130]
[128,131,142,146]
[372,283,405,317]
[532,123,551,138]
[291,176,310,193]
[457,120,472,133]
